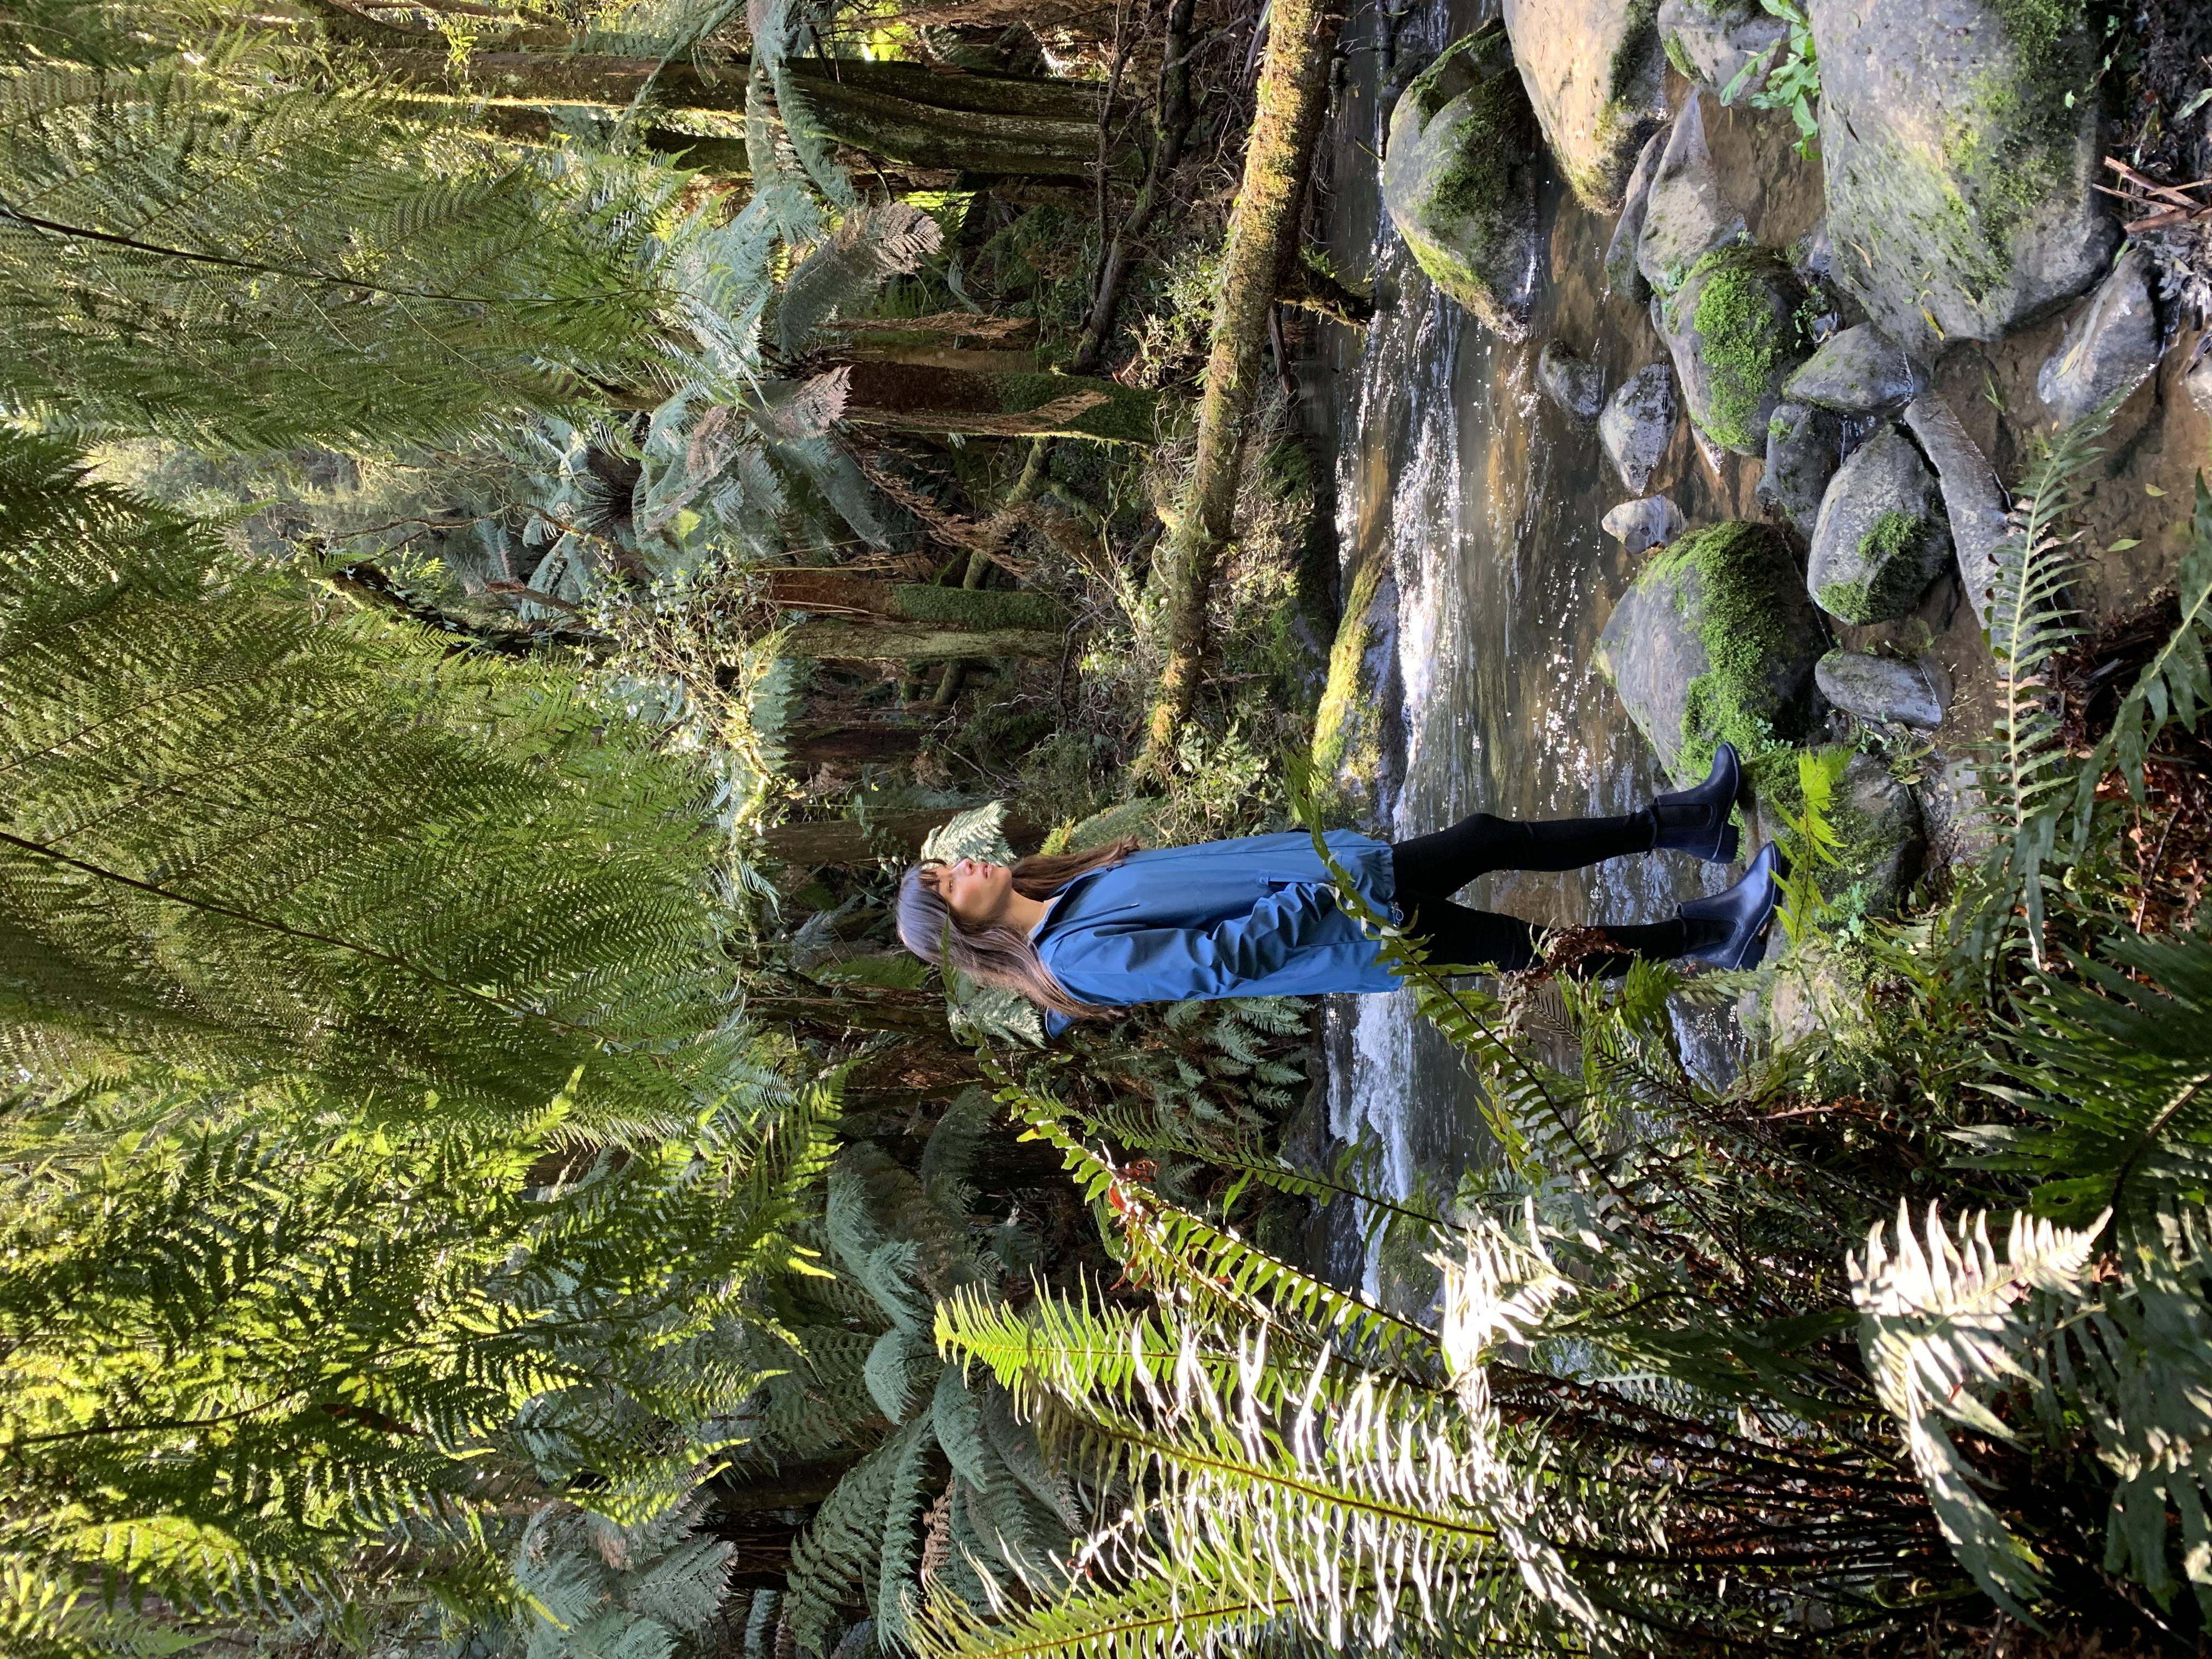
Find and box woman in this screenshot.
[895,744,1783,1035]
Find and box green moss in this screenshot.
[1607,0,1666,102]
[1860,509,1926,567]
[1987,0,2090,82]
[1814,578,1874,621]
[891,584,1067,631]
[1645,522,1812,798]
[1311,537,1392,802]
[1679,247,1805,452]
[1814,510,1936,623]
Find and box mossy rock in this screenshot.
[1500,0,1669,211]
[1661,245,1815,456]
[1805,424,1951,624]
[1595,522,1828,785]
[1308,536,1401,830]
[1382,28,1542,337]
[1812,0,2114,352]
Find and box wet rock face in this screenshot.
[1538,338,1607,421]
[1759,401,1845,537]
[1657,0,1789,94]
[1902,392,2007,628]
[1661,246,1815,455]
[1807,424,1953,624]
[1603,122,1671,301]
[2038,245,2163,428]
[1634,91,1746,290]
[1815,648,1949,728]
[1784,325,1924,414]
[1600,362,1679,493]
[2187,348,2212,419]
[1601,494,1685,554]
[1383,29,1543,337]
[1595,521,1829,782]
[1500,0,1670,211]
[1813,0,2115,353]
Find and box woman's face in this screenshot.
[932,856,1013,930]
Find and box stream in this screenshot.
[1305,0,1789,1299]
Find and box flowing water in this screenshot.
[1305,0,1820,1295]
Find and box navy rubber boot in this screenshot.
[1679,842,1785,970]
[1649,743,1741,864]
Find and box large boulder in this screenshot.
[1806,424,1953,624]
[1634,91,1747,290]
[1384,28,1543,337]
[1660,245,1816,455]
[1813,0,2117,353]
[1600,362,1678,494]
[1759,400,1845,536]
[1815,648,1949,728]
[1538,338,1607,421]
[1658,0,1790,94]
[2038,245,2162,428]
[1603,122,1672,301]
[1784,324,1924,414]
[1595,521,1830,782]
[1899,392,2006,628]
[1500,0,1670,211]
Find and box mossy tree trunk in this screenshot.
[356,46,1111,178]
[1143,0,1345,757]
[761,571,1066,633]
[838,358,1159,445]
[765,571,1068,664]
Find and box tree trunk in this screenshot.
[374,93,754,179]
[760,571,1065,632]
[778,619,1062,663]
[839,358,1158,445]
[1070,0,1198,374]
[1143,0,1344,757]
[745,985,954,1041]
[784,723,927,765]
[760,805,1046,865]
[357,47,1111,178]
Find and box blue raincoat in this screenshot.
[1032,831,1402,1036]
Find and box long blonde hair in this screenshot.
[896,839,1140,1022]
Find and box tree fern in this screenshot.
[0,60,677,449]
[782,1099,1072,1655]
[0,429,749,1133]
[0,1058,833,1640]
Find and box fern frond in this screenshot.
[1968,399,2123,965]
[1853,1200,2103,1620]
[986,1066,1443,1379]
[786,1417,935,1657]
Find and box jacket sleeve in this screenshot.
[1043,882,1341,1003]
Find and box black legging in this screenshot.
[1387,810,1692,976]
